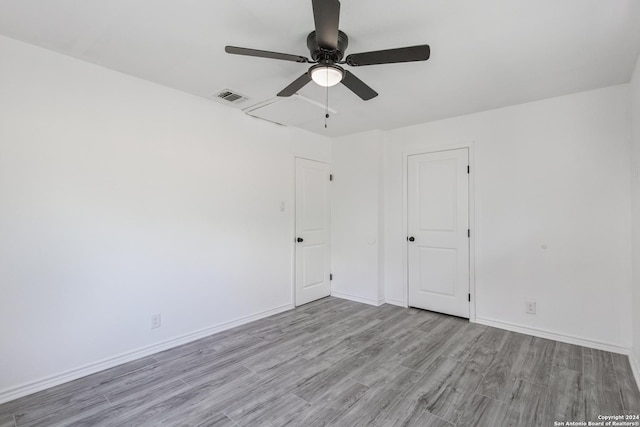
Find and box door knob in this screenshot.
[297,237,304,242]
[408,236,415,242]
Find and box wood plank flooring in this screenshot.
[1,297,639,426]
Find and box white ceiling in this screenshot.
[1,0,639,137]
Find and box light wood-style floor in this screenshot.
[1,297,639,426]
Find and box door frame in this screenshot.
[291,155,332,307]
[402,142,476,322]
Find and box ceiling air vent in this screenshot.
[214,89,248,105]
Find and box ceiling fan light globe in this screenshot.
[310,65,344,87]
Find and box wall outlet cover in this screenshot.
[525,301,537,315]
[151,313,161,329]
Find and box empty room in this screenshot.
[1,0,640,426]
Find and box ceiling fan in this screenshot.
[225,0,430,101]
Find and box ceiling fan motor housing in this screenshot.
[307,30,349,63]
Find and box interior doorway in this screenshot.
[407,148,470,318]
[294,157,331,306]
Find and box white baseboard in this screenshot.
[0,303,294,405]
[384,297,407,308]
[475,317,631,355]
[630,351,640,391]
[331,291,384,307]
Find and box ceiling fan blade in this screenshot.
[341,71,378,100]
[312,0,341,50]
[225,46,309,63]
[277,73,313,97]
[346,45,430,66]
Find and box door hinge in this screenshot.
[467,165,470,174]
[329,174,333,181]
[330,273,333,281]
[468,293,471,302]
[467,229,470,238]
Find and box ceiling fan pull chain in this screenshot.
[325,82,330,128]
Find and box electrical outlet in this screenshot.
[151,313,161,329]
[525,301,536,315]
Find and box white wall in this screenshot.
[383,86,632,351]
[0,35,330,400]
[630,54,640,377]
[331,131,385,305]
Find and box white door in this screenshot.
[295,158,331,306]
[408,148,470,318]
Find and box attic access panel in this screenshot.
[244,94,337,127]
